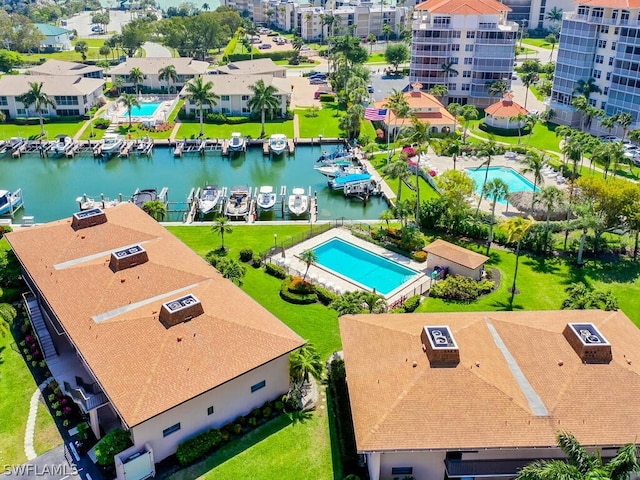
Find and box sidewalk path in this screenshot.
[24,377,54,461]
[293,114,300,138]
[142,41,172,58]
[73,103,111,141]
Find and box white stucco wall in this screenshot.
[426,254,482,280]
[129,354,291,462]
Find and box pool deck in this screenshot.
[271,227,432,306]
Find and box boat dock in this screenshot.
[119,141,134,157]
[261,139,296,155]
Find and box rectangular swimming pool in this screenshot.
[312,237,420,295]
[119,102,162,118]
[465,166,537,204]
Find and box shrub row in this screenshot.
[265,262,287,279]
[176,429,223,466]
[402,294,421,313]
[315,284,337,306]
[429,275,495,303]
[239,248,253,262]
[319,94,336,102]
[280,276,317,304]
[226,50,296,62]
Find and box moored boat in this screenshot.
[268,134,287,155]
[225,186,250,217]
[229,132,245,151]
[328,172,373,190]
[0,188,23,216]
[288,187,309,216]
[317,146,353,163]
[256,185,277,210]
[130,188,157,208]
[199,185,221,215]
[101,134,124,155]
[51,135,74,155]
[314,162,365,178]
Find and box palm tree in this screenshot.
[544,33,558,61]
[128,67,145,95]
[367,33,376,54]
[516,431,638,480]
[141,199,166,221]
[429,84,448,102]
[300,249,318,281]
[384,89,410,145]
[99,44,111,61]
[502,215,535,307]
[360,291,387,313]
[629,128,640,146]
[211,215,232,251]
[217,258,246,286]
[546,6,563,23]
[445,136,463,170]
[520,150,547,208]
[399,115,431,227]
[510,112,529,145]
[382,23,393,43]
[520,71,538,109]
[113,76,124,95]
[483,178,509,254]
[615,112,634,140]
[158,64,178,94]
[17,82,55,137]
[441,61,458,83]
[461,104,478,142]
[534,185,565,251]
[447,102,463,134]
[608,140,626,178]
[573,78,601,100]
[247,79,280,138]
[290,343,323,393]
[384,157,411,201]
[474,140,501,216]
[184,77,219,137]
[75,40,89,61]
[486,79,509,98]
[379,209,395,227]
[0,292,17,338]
[600,115,617,137]
[120,93,140,128]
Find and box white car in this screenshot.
[300,45,311,51]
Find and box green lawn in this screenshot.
[169,411,334,480]
[521,37,553,50]
[370,153,440,204]
[295,103,345,138]
[365,52,386,64]
[0,121,85,141]
[469,120,562,153]
[33,402,63,456]
[21,38,110,64]
[176,119,294,140]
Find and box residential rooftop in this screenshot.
[34,23,72,36]
[340,310,640,452]
[576,0,640,8]
[374,88,456,126]
[216,58,286,76]
[109,57,209,76]
[485,96,529,118]
[423,239,489,270]
[415,0,511,14]
[28,59,103,77]
[182,74,290,96]
[0,75,104,96]
[6,203,304,428]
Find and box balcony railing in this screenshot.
[564,12,640,28]
[63,380,109,412]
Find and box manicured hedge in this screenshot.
[265,262,287,279]
[227,50,296,62]
[239,248,253,262]
[403,294,421,313]
[429,275,495,303]
[319,94,336,102]
[280,277,317,304]
[315,285,337,306]
[176,429,223,466]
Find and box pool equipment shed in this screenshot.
[423,239,489,281]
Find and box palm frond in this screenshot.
[557,431,595,474]
[606,443,639,480]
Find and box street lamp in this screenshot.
[274,233,278,250]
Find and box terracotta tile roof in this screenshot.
[415,0,511,14]
[339,310,640,452]
[6,204,304,427]
[423,239,489,269]
[374,91,456,127]
[577,0,640,7]
[485,98,529,118]
[109,57,209,76]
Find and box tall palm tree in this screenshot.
[384,89,410,146]
[474,140,501,216]
[573,77,601,100]
[461,104,478,142]
[482,178,509,254]
[608,140,626,178]
[128,67,145,95]
[120,93,140,128]
[545,33,558,61]
[502,215,535,307]
[520,71,538,109]
[300,249,318,281]
[158,64,178,94]
[247,79,280,138]
[184,77,219,137]
[440,61,458,83]
[360,291,387,313]
[384,156,411,201]
[629,128,640,146]
[445,136,463,170]
[615,112,634,140]
[486,80,508,98]
[429,84,448,102]
[17,82,55,137]
[510,112,529,145]
[447,102,463,134]
[211,215,232,251]
[520,150,547,208]
[546,6,563,23]
[75,40,89,62]
[516,431,638,480]
[534,185,565,252]
[367,32,376,54]
[290,343,324,393]
[600,115,617,137]
[400,115,431,227]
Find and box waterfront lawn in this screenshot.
[369,153,441,204]
[295,103,345,138]
[78,122,108,140]
[0,121,85,141]
[469,120,561,153]
[365,52,387,64]
[176,120,294,140]
[169,409,334,480]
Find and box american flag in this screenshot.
[364,107,388,121]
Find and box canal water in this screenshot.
[0,145,388,223]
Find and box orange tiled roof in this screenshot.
[423,239,489,269]
[340,310,640,452]
[485,98,529,117]
[416,0,511,14]
[577,0,640,7]
[6,204,304,427]
[375,91,456,126]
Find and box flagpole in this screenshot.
[386,107,391,165]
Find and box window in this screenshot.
[598,39,607,48]
[207,406,214,415]
[466,31,475,39]
[601,101,606,110]
[595,55,604,64]
[612,41,617,51]
[242,107,250,113]
[17,108,26,116]
[241,95,249,101]
[221,95,230,101]
[604,87,609,95]
[163,423,181,437]
[391,467,413,475]
[615,27,620,34]
[609,57,614,66]
[452,31,461,38]
[465,44,474,52]
[606,72,612,80]
[433,16,450,26]
[0,96,6,106]
[221,107,229,113]
[589,98,597,107]
[601,26,609,34]
[450,57,459,64]
[461,84,470,91]
[463,70,471,78]
[451,44,460,51]
[593,70,601,79]
[251,380,266,393]
[464,57,473,65]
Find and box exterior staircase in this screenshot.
[23,293,57,360]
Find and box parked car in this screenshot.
[367,85,374,93]
[300,45,311,51]
[309,72,327,80]
[258,43,272,49]
[310,78,328,85]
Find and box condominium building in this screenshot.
[409,0,518,107]
[550,0,640,131]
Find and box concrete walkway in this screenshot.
[24,376,54,461]
[293,114,300,138]
[142,41,172,58]
[73,103,111,141]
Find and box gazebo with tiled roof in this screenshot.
[484,93,529,129]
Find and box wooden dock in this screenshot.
[173,141,184,157]
[287,139,295,154]
[263,142,269,155]
[119,141,133,157]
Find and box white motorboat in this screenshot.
[101,134,124,155]
[51,135,74,155]
[288,187,309,216]
[199,185,221,215]
[317,146,353,163]
[314,162,365,178]
[268,134,287,155]
[130,188,158,208]
[0,188,23,216]
[256,185,277,210]
[229,132,245,151]
[136,135,153,154]
[328,172,373,190]
[225,186,250,217]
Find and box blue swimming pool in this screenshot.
[119,102,162,118]
[312,238,420,295]
[465,166,537,204]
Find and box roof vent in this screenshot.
[71,208,107,230]
[421,325,459,367]
[563,323,612,364]
[109,245,148,272]
[159,294,204,328]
